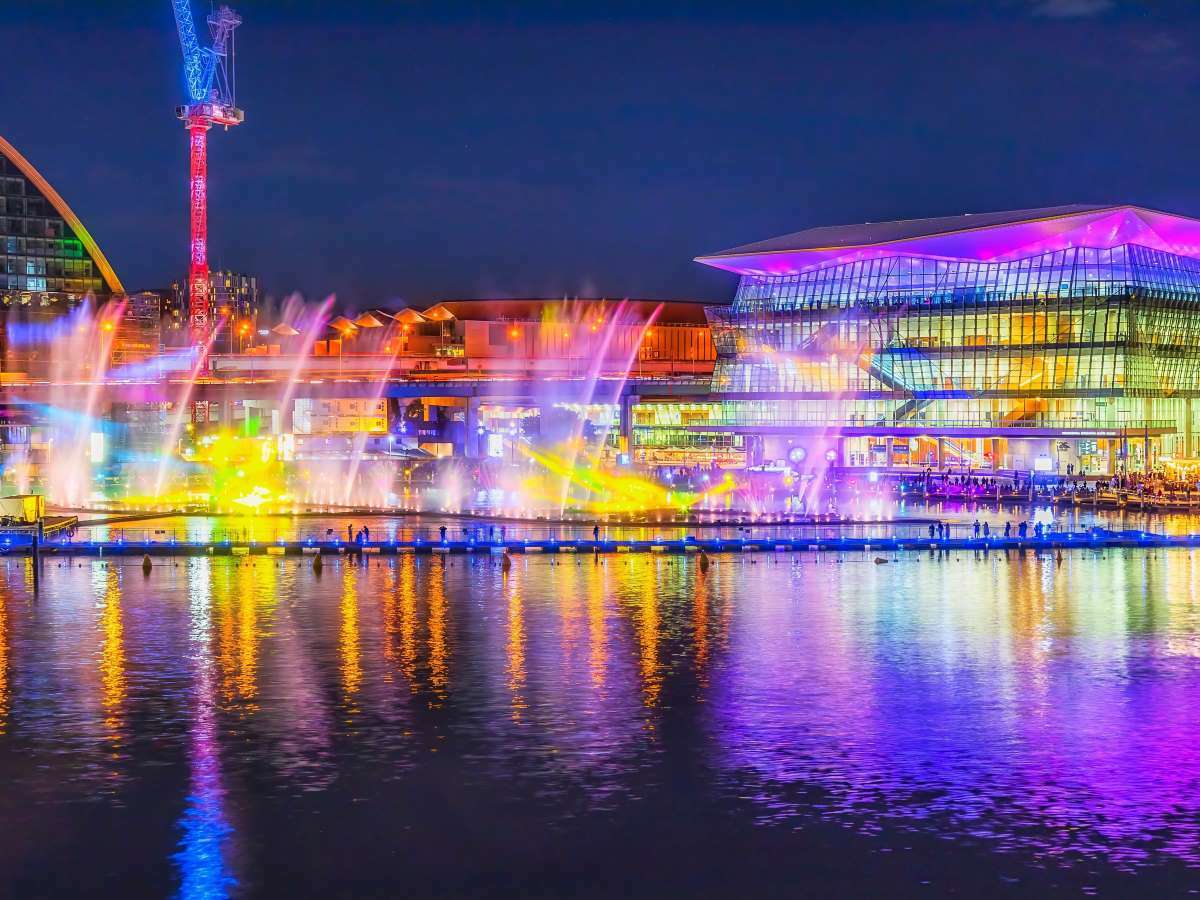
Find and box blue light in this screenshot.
[171,0,209,103]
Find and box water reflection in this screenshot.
[427,560,449,704]
[174,559,237,899]
[0,580,8,735]
[213,561,264,709]
[393,555,419,687]
[339,563,362,708]
[1,550,1200,889]
[505,570,526,721]
[635,567,662,710]
[586,561,606,691]
[95,566,126,752]
[710,550,1200,870]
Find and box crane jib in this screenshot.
[171,0,207,104]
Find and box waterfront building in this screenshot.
[0,135,126,480]
[633,205,1200,475]
[158,282,190,345]
[210,298,717,458]
[211,270,261,352]
[0,135,122,307]
[111,290,165,368]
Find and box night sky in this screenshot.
[5,0,1200,309]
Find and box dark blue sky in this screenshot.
[5,0,1199,308]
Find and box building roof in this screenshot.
[696,205,1200,276]
[0,134,124,294]
[414,298,718,325]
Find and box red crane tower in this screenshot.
[171,1,244,345]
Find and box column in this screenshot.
[1185,399,1194,459]
[738,435,762,467]
[273,400,294,435]
[464,396,482,459]
[619,393,636,454]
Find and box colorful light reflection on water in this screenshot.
[3,551,1200,894]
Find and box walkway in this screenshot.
[7,530,1192,557]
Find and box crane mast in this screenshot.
[171,1,244,345]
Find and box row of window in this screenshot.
[710,351,1152,395]
[2,257,94,277]
[2,237,86,258]
[0,275,102,293]
[716,303,1128,355]
[632,397,1191,431]
[2,219,65,239]
[0,197,51,216]
[732,245,1200,313]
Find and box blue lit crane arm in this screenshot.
[172,0,215,103]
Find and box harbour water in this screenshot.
[3,540,1200,895]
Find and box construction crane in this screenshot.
[171,0,244,345]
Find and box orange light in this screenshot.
[508,328,520,339]
[101,321,114,332]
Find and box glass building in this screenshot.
[0,135,122,306]
[636,205,1200,474]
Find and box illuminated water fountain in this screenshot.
[12,298,129,507]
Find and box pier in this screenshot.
[5,529,1195,558]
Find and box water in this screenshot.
[3,548,1200,896]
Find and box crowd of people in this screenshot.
[926,520,1051,541]
[897,467,1200,504]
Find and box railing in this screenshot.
[659,415,1179,432]
[34,519,1001,548]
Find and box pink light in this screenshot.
[696,206,1200,276]
[187,120,210,344]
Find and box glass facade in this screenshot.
[709,245,1200,400]
[634,209,1200,472]
[0,143,116,306]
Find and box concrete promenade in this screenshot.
[6,530,1192,557]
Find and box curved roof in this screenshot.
[0,134,124,294]
[697,205,1200,276]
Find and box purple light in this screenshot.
[697,206,1200,276]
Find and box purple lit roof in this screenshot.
[696,205,1200,275]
